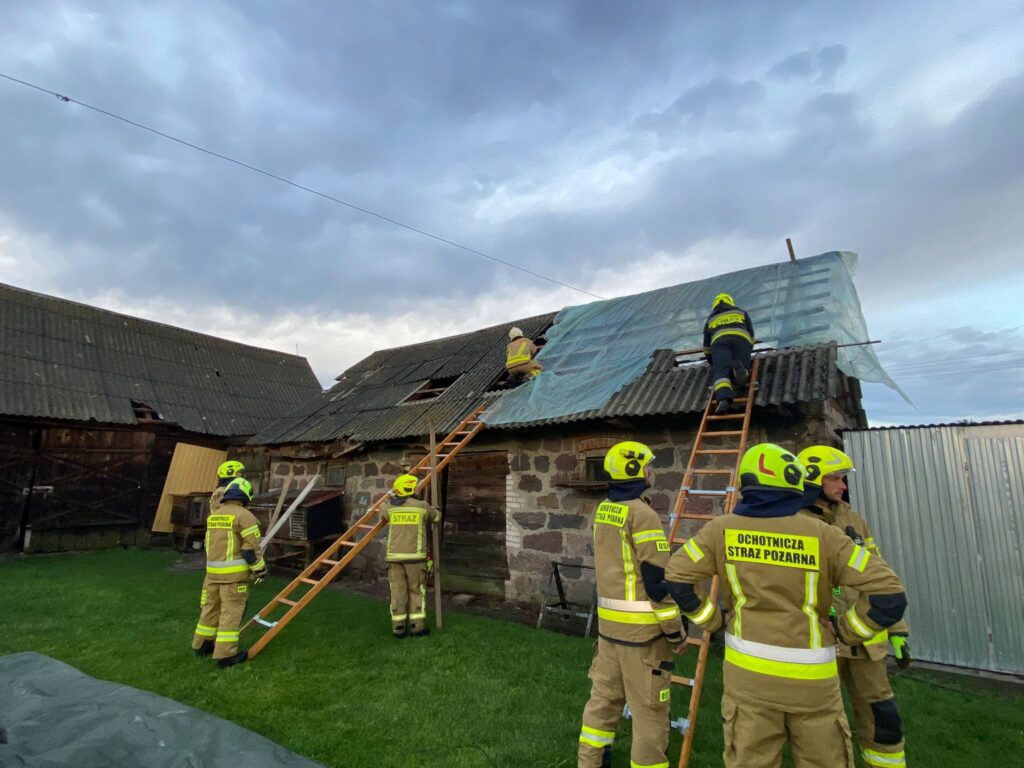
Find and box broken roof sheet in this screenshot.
[0,282,322,436]
[483,251,897,426]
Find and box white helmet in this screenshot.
[509,327,523,340]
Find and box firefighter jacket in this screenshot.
[382,497,440,563]
[204,500,266,584]
[665,505,907,713]
[800,499,910,660]
[506,337,538,369]
[702,304,754,354]
[593,494,685,645]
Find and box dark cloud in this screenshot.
[768,44,848,86]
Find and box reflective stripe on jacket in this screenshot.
[506,337,537,368]
[702,305,754,351]
[204,500,265,584]
[665,512,905,712]
[382,497,441,562]
[593,497,683,643]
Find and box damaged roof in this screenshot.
[0,282,322,436]
[250,312,556,445]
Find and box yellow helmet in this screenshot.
[222,477,253,504]
[218,460,245,479]
[392,473,419,497]
[509,326,523,340]
[712,292,735,309]
[738,443,804,495]
[603,441,655,481]
[797,446,855,487]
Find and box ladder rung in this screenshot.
[320,559,340,567]
[671,674,696,687]
[685,637,707,648]
[357,524,376,530]
[701,430,743,437]
[681,488,732,496]
[338,541,357,548]
[300,578,318,585]
[706,413,745,420]
[695,448,740,455]
[682,513,715,521]
[277,597,297,607]
[691,468,733,475]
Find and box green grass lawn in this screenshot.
[2,550,1021,767]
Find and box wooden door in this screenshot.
[0,425,39,548]
[442,451,508,597]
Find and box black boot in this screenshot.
[714,399,732,414]
[217,650,248,669]
[393,630,408,639]
[194,640,215,657]
[410,627,431,637]
[731,360,749,387]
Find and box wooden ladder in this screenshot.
[667,356,761,768]
[242,404,487,658]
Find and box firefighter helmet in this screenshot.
[222,477,253,504]
[218,460,245,479]
[738,443,804,495]
[712,293,735,309]
[797,446,855,487]
[393,473,419,497]
[604,441,655,481]
[509,327,523,340]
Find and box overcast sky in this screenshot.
[2,1,1022,426]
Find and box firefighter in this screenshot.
[577,441,686,768]
[797,445,910,768]
[702,293,754,414]
[211,460,245,513]
[665,443,908,768]
[381,474,441,638]
[506,326,543,383]
[191,477,267,668]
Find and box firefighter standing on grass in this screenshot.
[664,443,908,768]
[797,445,910,768]
[577,441,686,768]
[702,293,754,414]
[506,326,543,382]
[381,474,441,638]
[192,477,267,668]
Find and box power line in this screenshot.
[0,71,607,302]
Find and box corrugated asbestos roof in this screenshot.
[249,313,557,445]
[484,343,841,428]
[0,282,322,436]
[250,292,844,444]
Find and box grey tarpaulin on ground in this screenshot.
[0,652,326,768]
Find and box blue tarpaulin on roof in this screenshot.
[483,252,901,426]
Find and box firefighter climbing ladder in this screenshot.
[242,404,487,658]
[666,356,761,768]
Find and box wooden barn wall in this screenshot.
[0,420,225,552]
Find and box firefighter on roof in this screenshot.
[381,474,441,638]
[798,445,910,768]
[702,293,754,414]
[576,441,686,768]
[665,443,908,768]
[192,476,267,668]
[506,326,543,382]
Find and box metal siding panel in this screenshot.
[846,426,1020,673]
[151,442,228,532]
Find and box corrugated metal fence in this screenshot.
[845,425,1024,675]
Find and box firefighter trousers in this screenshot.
[388,561,427,634]
[192,578,249,659]
[709,337,752,402]
[839,655,906,767]
[578,636,674,768]
[508,360,543,379]
[721,690,854,768]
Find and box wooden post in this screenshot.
[429,425,443,629]
[268,471,293,529]
[786,237,797,264]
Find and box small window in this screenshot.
[584,456,611,482]
[400,375,461,404]
[325,463,347,488]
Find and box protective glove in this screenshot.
[890,633,912,669]
[252,567,268,586]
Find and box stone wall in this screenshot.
[257,396,860,607]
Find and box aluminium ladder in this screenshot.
[666,356,761,768]
[242,404,487,658]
